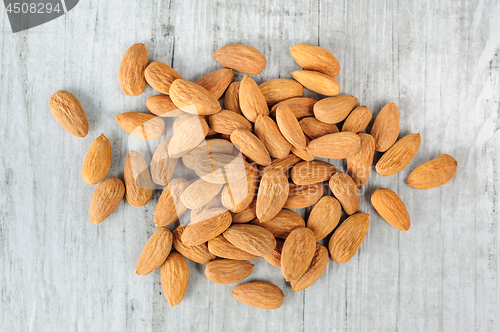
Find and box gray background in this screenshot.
[1,0,499,331]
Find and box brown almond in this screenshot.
[307,196,341,241]
[290,44,340,78]
[371,188,411,231]
[144,61,182,94]
[230,129,271,166]
[180,179,223,210]
[232,282,284,310]
[124,151,153,207]
[342,106,372,133]
[169,79,221,116]
[239,76,269,122]
[263,239,284,267]
[221,164,259,213]
[115,112,165,140]
[168,114,209,158]
[291,70,340,96]
[172,225,216,264]
[208,235,260,260]
[190,194,224,221]
[270,97,316,119]
[346,133,375,188]
[194,153,249,184]
[307,132,361,159]
[290,160,337,185]
[49,91,88,137]
[253,209,305,239]
[371,102,400,152]
[213,44,266,75]
[313,95,358,124]
[150,136,178,185]
[259,78,304,106]
[256,169,290,222]
[276,104,307,149]
[329,213,370,263]
[182,208,232,246]
[231,200,257,223]
[406,154,457,190]
[89,177,125,224]
[284,183,323,209]
[205,260,254,284]
[291,136,316,161]
[181,138,236,170]
[376,133,421,176]
[160,252,189,306]
[254,115,292,159]
[146,95,184,117]
[154,178,190,227]
[195,68,234,99]
[82,134,112,185]
[136,228,172,275]
[299,117,339,139]
[208,109,252,135]
[223,224,276,256]
[281,227,316,281]
[118,43,149,96]
[224,81,241,114]
[329,172,360,215]
[261,154,302,174]
[290,244,329,291]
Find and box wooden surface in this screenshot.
[1,0,499,331]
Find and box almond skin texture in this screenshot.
[89,177,125,224]
[290,244,329,291]
[223,224,276,256]
[136,228,172,275]
[118,43,149,96]
[329,172,360,215]
[154,178,190,227]
[256,169,290,222]
[342,106,373,133]
[406,154,458,189]
[146,95,184,117]
[307,132,361,159]
[291,136,316,161]
[195,68,234,99]
[168,114,209,158]
[313,95,358,124]
[239,76,269,122]
[150,136,178,186]
[252,209,305,239]
[276,104,307,149]
[195,153,249,184]
[161,252,189,306]
[299,117,339,139]
[254,115,292,159]
[259,78,304,106]
[180,179,224,210]
[172,225,215,264]
[144,61,182,94]
[232,282,284,310]
[329,213,370,263]
[208,235,260,260]
[290,44,340,78]
[291,160,337,185]
[82,134,112,185]
[284,183,324,209]
[208,109,252,135]
[371,102,400,152]
[346,133,376,188]
[49,91,88,137]
[182,138,236,170]
[182,209,232,246]
[371,188,411,231]
[263,239,284,267]
[307,196,342,241]
[115,112,165,140]
[230,129,271,166]
[169,79,222,116]
[291,70,340,96]
[205,260,254,284]
[270,97,316,119]
[376,133,421,176]
[281,227,316,281]
[224,81,241,114]
[222,164,259,213]
[124,151,153,207]
[261,153,302,174]
[213,44,266,75]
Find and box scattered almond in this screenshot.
[221,164,259,213]
[299,117,339,139]
[89,177,125,224]
[259,78,304,106]
[213,44,266,75]
[208,109,252,135]
[239,75,269,122]
[254,115,292,159]
[172,225,216,264]
[376,133,421,176]
[82,134,112,185]
[205,260,254,284]
[329,172,360,215]
[406,154,457,189]
[146,95,184,117]
[253,209,305,239]
[291,70,340,96]
[307,196,342,241]
[224,81,241,114]
[329,213,370,263]
[263,239,284,267]
[150,136,178,185]
[230,129,271,166]
[118,43,149,96]
[154,178,190,227]
[284,183,323,209]
[371,102,400,152]
[307,132,361,159]
[144,61,182,94]
[168,114,209,158]
[181,138,236,170]
[136,227,172,275]
[342,106,372,133]
[182,208,232,246]
[371,188,411,231]
[346,133,375,188]
[256,168,290,222]
[180,179,223,210]
[169,79,222,115]
[290,244,329,291]
[290,44,340,78]
[232,282,284,310]
[124,151,153,207]
[276,104,307,149]
[160,252,189,306]
[49,90,88,137]
[281,227,316,281]
[313,95,358,124]
[195,68,234,99]
[223,224,276,257]
[290,160,337,185]
[208,235,260,260]
[115,112,165,140]
[270,97,316,119]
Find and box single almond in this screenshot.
[261,154,301,174]
[371,188,411,231]
[376,133,421,176]
[89,177,125,224]
[144,61,182,94]
[181,138,236,170]
[307,196,342,241]
[232,282,284,310]
[276,104,307,149]
[252,209,305,239]
[136,227,172,275]
[263,238,284,267]
[256,168,290,222]
[290,244,329,291]
[208,235,260,260]
[259,78,304,106]
[115,112,165,140]
[329,172,360,215]
[342,106,372,133]
[172,225,216,264]
[49,91,88,137]
[270,97,316,119]
[290,44,340,78]
[346,133,375,188]
[239,75,269,122]
[154,178,190,227]
[194,153,249,184]
[160,252,189,306]
[223,224,276,256]
[180,179,223,210]
[231,200,257,223]
[291,70,340,96]
[281,227,316,281]
[371,102,400,152]
[150,136,178,185]
[406,154,458,190]
[195,68,234,99]
[169,79,221,116]
[208,109,252,135]
[168,114,209,158]
[213,44,266,75]
[205,260,254,284]
[182,208,232,246]
[284,183,323,209]
[254,115,292,159]
[299,117,339,139]
[124,151,153,207]
[329,213,370,263]
[291,136,316,161]
[118,43,149,96]
[290,160,337,185]
[82,134,112,185]
[146,95,184,117]
[313,95,358,124]
[222,164,259,213]
[307,132,361,159]
[230,129,271,166]
[224,81,241,114]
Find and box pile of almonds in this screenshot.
[49,43,458,310]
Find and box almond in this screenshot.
[205,260,254,284]
[136,227,172,275]
[342,106,372,133]
[346,133,375,188]
[115,112,165,140]
[313,95,358,124]
[89,177,125,224]
[180,179,223,210]
[291,70,340,96]
[232,282,284,310]
[307,196,342,241]
[290,160,337,185]
[118,43,149,96]
[213,44,266,75]
[290,44,340,78]
[230,129,271,166]
[256,168,290,222]
[182,208,232,246]
[81,134,112,185]
[154,178,190,227]
[208,109,252,135]
[195,68,234,99]
[284,183,323,209]
[370,102,400,152]
[181,138,236,170]
[406,154,457,189]
[329,172,360,215]
[190,194,224,221]
[239,76,269,122]
[194,153,249,184]
[252,209,305,239]
[291,136,316,161]
[223,224,276,256]
[160,252,189,306]
[328,213,370,263]
[290,244,329,291]
[172,225,216,264]
[259,78,304,106]
[299,117,339,139]
[224,81,241,114]
[169,79,221,116]
[376,133,421,176]
[281,227,316,281]
[307,132,361,159]
[49,91,88,137]
[261,154,301,174]
[276,104,307,149]
[124,150,153,207]
[231,200,257,223]
[263,239,284,267]
[208,235,260,260]
[221,164,259,213]
[146,95,184,117]
[254,115,292,159]
[149,136,177,185]
[168,114,209,158]
[371,188,410,231]
[270,97,316,119]
[144,61,182,94]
